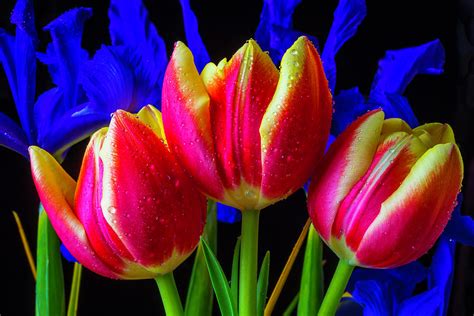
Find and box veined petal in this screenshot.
[80,46,134,114]
[308,110,384,241]
[38,104,109,158]
[356,143,463,268]
[322,0,366,92]
[38,8,91,113]
[0,112,29,158]
[370,39,445,95]
[0,0,38,143]
[29,146,118,278]
[179,0,210,72]
[100,111,206,274]
[162,42,223,200]
[260,36,332,203]
[203,39,279,207]
[108,0,167,103]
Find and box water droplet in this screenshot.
[290,49,298,56]
[108,206,117,214]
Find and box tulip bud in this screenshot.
[29,106,206,279]
[308,110,463,268]
[162,36,332,211]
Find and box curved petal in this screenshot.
[333,132,428,252]
[136,105,166,141]
[80,45,134,113]
[100,110,206,274]
[308,110,384,241]
[357,143,463,268]
[39,104,110,157]
[162,42,223,200]
[216,203,241,223]
[322,0,366,92]
[203,39,279,209]
[179,0,210,72]
[0,0,38,142]
[38,8,91,113]
[74,129,134,276]
[29,146,118,278]
[0,112,29,158]
[108,0,167,103]
[260,36,332,204]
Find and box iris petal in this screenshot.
[108,0,167,104]
[0,0,37,142]
[0,112,29,158]
[37,8,91,113]
[255,0,318,62]
[216,203,241,223]
[322,0,366,92]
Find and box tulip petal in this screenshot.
[75,129,135,276]
[203,39,279,208]
[356,143,463,267]
[333,131,428,251]
[413,123,455,147]
[29,146,119,278]
[100,111,206,274]
[308,110,384,241]
[136,105,166,142]
[260,36,332,203]
[162,42,223,200]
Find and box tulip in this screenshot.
[308,109,463,315]
[162,36,331,315]
[162,36,332,212]
[29,106,206,281]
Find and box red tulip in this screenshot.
[29,106,206,279]
[308,110,463,268]
[162,36,332,211]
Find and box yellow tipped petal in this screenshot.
[136,105,166,143]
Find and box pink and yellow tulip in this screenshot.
[308,110,463,268]
[162,36,332,211]
[29,106,206,279]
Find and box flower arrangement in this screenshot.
[1,0,472,315]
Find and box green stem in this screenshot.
[155,272,184,316]
[318,259,354,316]
[239,209,260,316]
[67,263,82,316]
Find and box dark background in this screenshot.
[0,0,473,315]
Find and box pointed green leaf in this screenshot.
[256,251,270,316]
[201,238,238,316]
[297,224,323,315]
[283,293,299,316]
[230,236,241,308]
[185,200,217,316]
[36,205,65,316]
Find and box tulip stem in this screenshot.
[155,272,184,316]
[239,209,260,316]
[318,259,354,316]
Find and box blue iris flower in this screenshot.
[0,0,173,159]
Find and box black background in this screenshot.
[1,0,473,315]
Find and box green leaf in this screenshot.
[185,200,217,316]
[297,224,323,315]
[256,251,270,316]
[230,236,241,308]
[201,238,238,316]
[283,293,299,316]
[36,205,65,316]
